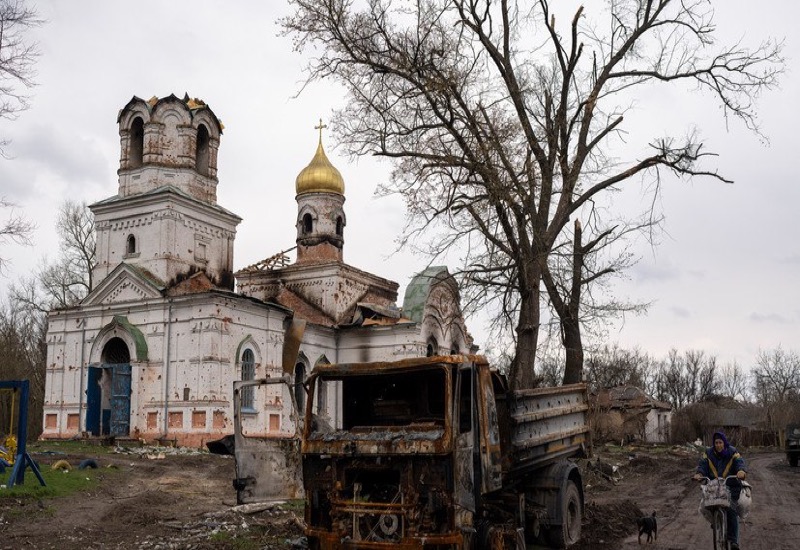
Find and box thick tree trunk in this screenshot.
[562,220,584,384]
[510,265,542,391]
[562,317,584,384]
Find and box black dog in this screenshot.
[637,510,657,544]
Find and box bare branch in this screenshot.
[283,0,784,388]
[0,196,34,272]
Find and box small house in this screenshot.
[591,386,672,444]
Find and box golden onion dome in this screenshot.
[295,129,345,195]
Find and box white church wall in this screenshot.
[336,324,425,364]
[92,194,238,285]
[42,292,289,447]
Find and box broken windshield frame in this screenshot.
[307,365,451,433]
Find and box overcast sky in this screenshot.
[0,1,797,368]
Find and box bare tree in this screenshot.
[751,346,800,437]
[651,348,720,408]
[685,349,720,401]
[0,287,46,440]
[752,346,800,405]
[537,354,564,388]
[0,197,33,271]
[0,1,41,269]
[655,349,687,408]
[697,354,720,400]
[0,0,41,152]
[283,0,783,389]
[584,343,651,392]
[718,361,750,401]
[542,220,648,383]
[54,200,95,297]
[9,200,95,310]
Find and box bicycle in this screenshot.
[696,475,740,550]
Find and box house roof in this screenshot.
[271,287,337,327]
[402,266,453,323]
[594,385,672,411]
[702,408,767,429]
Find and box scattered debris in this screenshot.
[78,459,98,470]
[51,459,71,471]
[588,456,623,484]
[206,434,235,455]
[113,445,208,458]
[229,502,283,515]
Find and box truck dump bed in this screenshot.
[501,382,590,476]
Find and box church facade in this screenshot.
[41,95,471,448]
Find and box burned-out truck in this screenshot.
[300,354,590,549]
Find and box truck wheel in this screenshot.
[790,454,799,467]
[546,480,582,548]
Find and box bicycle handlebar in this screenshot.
[694,475,740,484]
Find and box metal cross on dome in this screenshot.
[315,119,328,142]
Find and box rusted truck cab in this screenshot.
[301,355,589,549]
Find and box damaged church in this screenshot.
[41,94,472,448]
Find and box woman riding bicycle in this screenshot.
[692,431,747,550]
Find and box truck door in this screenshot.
[477,364,503,493]
[454,365,476,520]
[233,376,303,503]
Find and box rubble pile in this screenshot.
[572,499,643,549]
[103,503,304,550]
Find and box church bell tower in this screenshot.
[90,94,241,288]
[116,94,223,202]
[294,121,346,264]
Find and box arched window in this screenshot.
[241,349,255,410]
[102,337,131,364]
[129,117,144,168]
[426,337,439,357]
[335,216,343,236]
[302,213,313,235]
[294,363,307,413]
[196,124,210,176]
[126,234,136,255]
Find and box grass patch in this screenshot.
[208,530,264,550]
[281,499,305,512]
[0,463,117,500]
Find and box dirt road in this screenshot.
[589,450,800,550]
[2,444,797,549]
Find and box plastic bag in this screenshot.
[737,481,753,519]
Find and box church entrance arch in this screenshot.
[86,337,132,437]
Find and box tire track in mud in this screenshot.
[737,454,800,547]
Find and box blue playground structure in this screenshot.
[1,380,45,488]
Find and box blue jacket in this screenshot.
[696,433,746,499]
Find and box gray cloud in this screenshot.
[748,312,793,324]
[669,306,691,319]
[632,262,681,283]
[13,123,112,189]
[778,253,800,266]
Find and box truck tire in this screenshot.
[546,480,582,548]
[790,454,799,467]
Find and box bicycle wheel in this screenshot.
[712,508,728,550]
